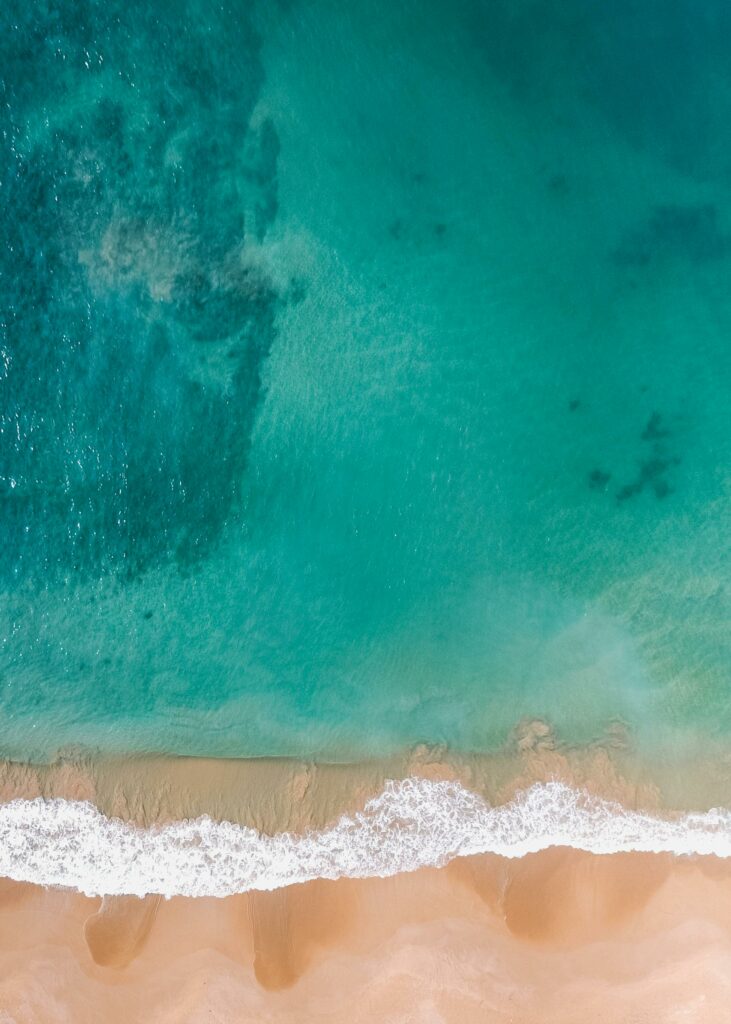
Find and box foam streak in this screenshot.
[0,780,730,897]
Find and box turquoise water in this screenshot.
[0,0,729,762]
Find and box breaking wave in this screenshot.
[1,779,730,898]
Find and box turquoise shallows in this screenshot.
[0,0,729,760]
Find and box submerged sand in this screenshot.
[0,719,730,833]
[1,849,731,1022]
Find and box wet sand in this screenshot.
[1,849,731,1022]
[1,719,730,832]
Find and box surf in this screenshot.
[1,779,730,898]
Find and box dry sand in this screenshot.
[0,849,730,1022]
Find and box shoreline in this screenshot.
[0,718,729,830]
[3,778,731,898]
[0,721,730,897]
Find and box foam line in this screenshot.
[0,780,729,897]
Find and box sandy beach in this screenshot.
[0,848,729,1022]
[0,731,729,1019]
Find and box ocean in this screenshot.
[0,0,730,894]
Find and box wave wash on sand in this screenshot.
[1,779,731,898]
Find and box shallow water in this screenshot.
[0,0,729,762]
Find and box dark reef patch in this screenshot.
[613,204,730,268]
[615,412,681,502]
[616,453,681,502]
[586,410,682,503]
[588,469,611,491]
[0,0,281,583]
[641,411,670,443]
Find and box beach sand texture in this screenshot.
[0,850,730,1022]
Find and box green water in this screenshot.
[0,0,729,761]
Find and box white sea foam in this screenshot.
[0,779,730,897]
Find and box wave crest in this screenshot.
[0,779,730,897]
